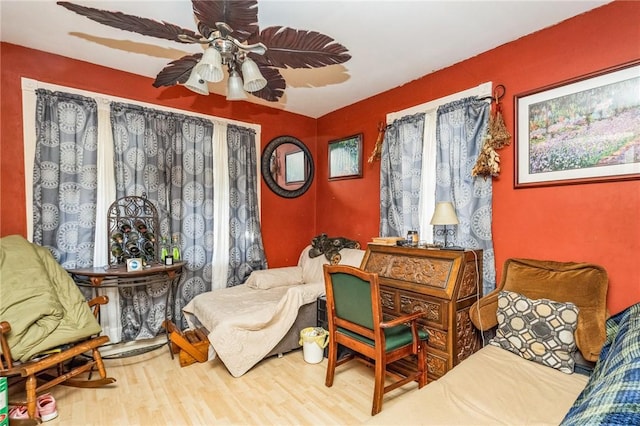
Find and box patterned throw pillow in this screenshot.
[490,290,579,374]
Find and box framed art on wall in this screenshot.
[328,133,363,180]
[515,60,640,188]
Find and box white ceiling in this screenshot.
[1,0,610,118]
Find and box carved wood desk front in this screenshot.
[361,245,483,380]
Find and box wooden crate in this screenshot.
[163,321,209,367]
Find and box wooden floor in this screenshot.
[21,347,422,425]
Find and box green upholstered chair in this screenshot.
[322,264,428,416]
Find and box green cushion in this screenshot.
[330,270,428,352]
[338,325,428,351]
[331,272,375,329]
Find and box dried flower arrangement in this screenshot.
[472,86,511,179]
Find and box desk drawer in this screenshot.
[381,285,446,329]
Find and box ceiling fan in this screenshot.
[57,0,351,102]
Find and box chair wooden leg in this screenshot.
[325,340,336,387]
[92,347,107,379]
[417,342,427,388]
[371,361,385,416]
[25,374,38,420]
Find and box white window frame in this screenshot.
[21,77,262,343]
[385,82,492,242]
[21,77,261,240]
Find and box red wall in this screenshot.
[316,1,640,315]
[2,1,639,314]
[0,43,316,267]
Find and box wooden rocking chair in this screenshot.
[0,295,116,421]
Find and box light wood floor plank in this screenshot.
[20,347,422,425]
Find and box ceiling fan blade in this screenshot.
[57,1,200,44]
[244,64,285,102]
[153,54,202,87]
[256,26,351,69]
[191,0,258,42]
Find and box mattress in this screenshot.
[364,344,589,425]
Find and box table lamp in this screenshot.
[430,202,459,248]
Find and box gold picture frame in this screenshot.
[514,60,640,188]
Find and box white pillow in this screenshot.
[300,253,330,284]
[338,248,365,267]
[245,266,304,290]
[298,245,365,284]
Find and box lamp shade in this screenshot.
[184,67,209,95]
[226,70,248,100]
[430,202,459,225]
[241,57,267,92]
[195,46,224,83]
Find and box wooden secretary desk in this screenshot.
[361,244,483,380]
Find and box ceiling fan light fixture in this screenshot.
[227,70,247,100]
[241,57,267,92]
[184,67,209,95]
[57,0,351,103]
[195,46,224,83]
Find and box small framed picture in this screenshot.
[328,133,363,181]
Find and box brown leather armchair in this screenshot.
[470,257,608,361]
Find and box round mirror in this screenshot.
[261,136,314,198]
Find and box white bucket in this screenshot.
[299,327,329,364]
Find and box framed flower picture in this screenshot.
[514,60,640,188]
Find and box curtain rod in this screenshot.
[477,84,506,103]
[386,82,492,124]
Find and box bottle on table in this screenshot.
[171,234,181,261]
[160,237,169,262]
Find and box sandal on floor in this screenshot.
[37,393,59,422]
[8,405,30,420]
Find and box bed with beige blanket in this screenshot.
[183,245,364,377]
[365,257,610,425]
[366,344,589,425]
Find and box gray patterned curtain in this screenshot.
[435,97,496,296]
[380,113,425,238]
[33,89,98,268]
[111,102,214,337]
[226,125,267,286]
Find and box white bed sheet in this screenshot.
[183,281,325,377]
